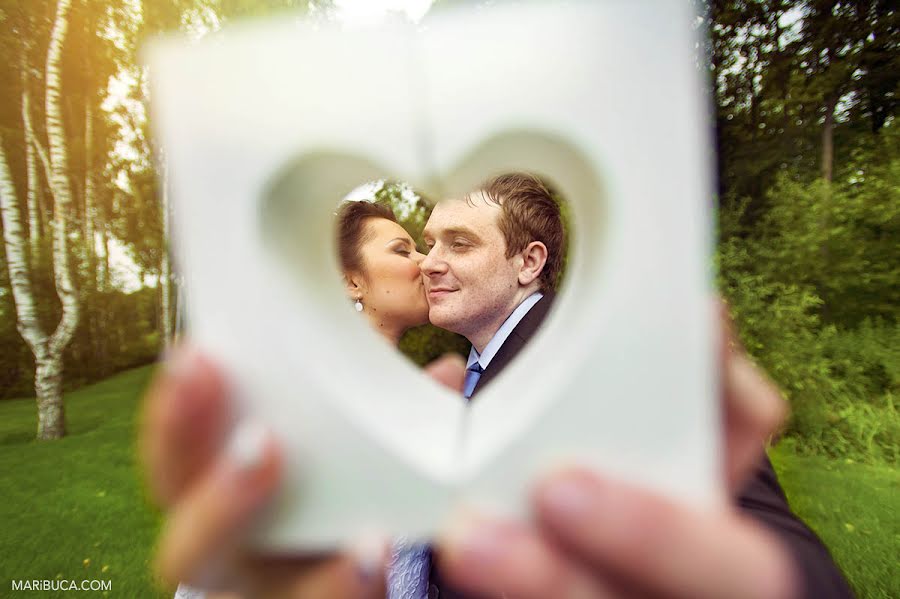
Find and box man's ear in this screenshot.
[344,271,367,300]
[517,241,548,287]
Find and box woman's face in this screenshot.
[354,217,429,331]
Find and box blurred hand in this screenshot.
[436,300,797,599]
[142,349,408,599]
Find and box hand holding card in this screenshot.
[141,3,855,598]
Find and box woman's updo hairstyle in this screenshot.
[336,200,398,274]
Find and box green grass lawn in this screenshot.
[769,445,900,599]
[0,366,168,598]
[0,366,897,598]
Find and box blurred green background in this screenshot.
[0,0,897,597]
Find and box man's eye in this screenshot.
[451,241,469,250]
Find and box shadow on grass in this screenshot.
[0,430,36,446]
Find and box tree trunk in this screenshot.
[83,102,100,369]
[818,92,839,323]
[83,103,96,271]
[35,351,66,439]
[821,93,838,182]
[0,139,48,355]
[41,0,79,439]
[22,88,42,263]
[0,138,62,439]
[98,220,109,292]
[96,213,109,374]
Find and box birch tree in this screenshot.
[0,139,49,401]
[21,74,42,264]
[0,0,80,439]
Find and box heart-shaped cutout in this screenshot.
[147,0,718,549]
[258,130,598,487]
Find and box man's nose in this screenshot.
[420,247,447,277]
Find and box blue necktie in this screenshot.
[387,539,431,599]
[463,362,483,399]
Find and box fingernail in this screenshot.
[225,420,270,471]
[347,533,389,584]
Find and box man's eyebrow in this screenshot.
[442,227,481,241]
[422,226,480,243]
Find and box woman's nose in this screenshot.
[411,249,426,264]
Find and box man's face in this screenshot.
[421,193,523,344]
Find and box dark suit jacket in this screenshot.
[429,293,853,599]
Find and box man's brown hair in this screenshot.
[474,172,565,292]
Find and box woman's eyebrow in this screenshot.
[386,237,413,246]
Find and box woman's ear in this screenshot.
[518,241,548,287]
[344,271,366,300]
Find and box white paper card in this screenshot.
[147,0,719,550]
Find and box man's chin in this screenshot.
[427,308,464,335]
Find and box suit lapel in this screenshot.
[469,291,555,399]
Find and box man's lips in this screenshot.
[427,287,458,298]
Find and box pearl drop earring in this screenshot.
[355,298,363,312]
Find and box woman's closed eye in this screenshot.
[387,238,415,256]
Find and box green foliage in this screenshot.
[819,321,900,464]
[711,5,900,459]
[755,150,900,325]
[373,179,432,251]
[399,323,469,367]
[0,286,160,399]
[718,132,900,463]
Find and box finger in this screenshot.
[244,539,389,599]
[425,353,466,393]
[257,544,388,599]
[534,468,797,599]
[436,511,618,599]
[155,421,282,588]
[718,303,787,491]
[724,353,787,490]
[141,347,231,506]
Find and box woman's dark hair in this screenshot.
[336,200,397,273]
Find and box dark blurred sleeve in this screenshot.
[736,455,856,599]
